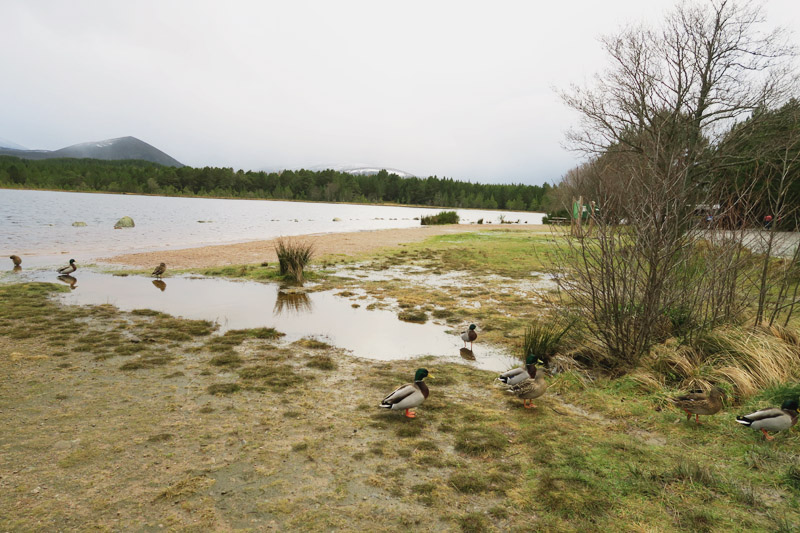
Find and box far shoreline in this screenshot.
[0,185,547,215]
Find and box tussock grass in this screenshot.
[643,325,800,399]
[275,238,314,283]
[209,352,243,367]
[306,355,337,371]
[207,383,241,395]
[295,338,331,349]
[398,309,428,323]
[522,316,574,364]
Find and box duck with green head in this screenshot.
[736,398,799,441]
[497,354,537,387]
[507,355,547,408]
[461,324,477,350]
[380,368,433,418]
[57,259,77,275]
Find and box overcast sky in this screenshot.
[2,1,798,185]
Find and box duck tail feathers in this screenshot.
[736,416,752,426]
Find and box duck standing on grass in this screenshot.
[152,262,167,279]
[380,368,433,418]
[498,354,537,387]
[10,255,22,267]
[57,259,77,275]
[507,355,547,408]
[736,398,799,441]
[461,324,477,350]
[671,387,724,424]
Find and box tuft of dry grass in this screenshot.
[643,325,800,399]
[275,238,314,283]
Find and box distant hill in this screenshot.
[0,136,183,167]
[0,137,28,151]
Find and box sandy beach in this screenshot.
[101,224,548,268]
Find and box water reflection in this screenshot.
[152,279,167,292]
[57,274,78,290]
[12,265,22,273]
[274,288,312,315]
[460,348,476,361]
[17,270,516,371]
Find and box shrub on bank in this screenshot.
[420,211,459,225]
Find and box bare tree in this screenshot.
[555,0,796,367]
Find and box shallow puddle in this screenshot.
[13,269,519,372]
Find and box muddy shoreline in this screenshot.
[101,224,548,269]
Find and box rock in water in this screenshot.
[72,221,87,227]
[114,216,135,228]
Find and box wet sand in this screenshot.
[101,224,547,268]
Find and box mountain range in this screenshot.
[0,136,183,167]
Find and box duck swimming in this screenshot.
[380,368,433,418]
[57,259,77,275]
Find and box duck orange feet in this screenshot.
[404,409,417,418]
[761,428,774,441]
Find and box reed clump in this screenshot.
[522,317,574,365]
[275,238,314,283]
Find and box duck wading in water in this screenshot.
[461,324,477,350]
[57,259,77,275]
[380,368,433,418]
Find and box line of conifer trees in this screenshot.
[0,157,551,211]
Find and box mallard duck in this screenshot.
[671,387,724,424]
[57,259,77,275]
[10,255,22,267]
[461,324,477,350]
[498,354,537,386]
[507,356,547,408]
[736,398,799,441]
[379,368,433,418]
[152,262,167,279]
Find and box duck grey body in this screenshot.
[57,259,77,275]
[380,368,431,418]
[736,399,799,440]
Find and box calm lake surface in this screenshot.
[1,189,543,267]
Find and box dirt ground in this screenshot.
[100,224,548,269]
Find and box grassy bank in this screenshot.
[2,272,800,531]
